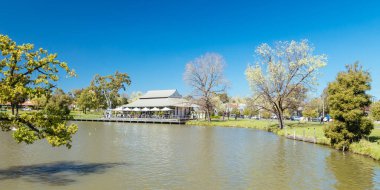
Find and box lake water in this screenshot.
[1,122,380,190]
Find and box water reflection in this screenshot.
[326,151,379,190]
[0,161,127,186]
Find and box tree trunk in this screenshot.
[206,109,211,122]
[16,106,19,116]
[11,104,15,115]
[277,110,285,129]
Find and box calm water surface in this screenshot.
[1,122,380,190]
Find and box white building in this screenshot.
[122,89,194,118]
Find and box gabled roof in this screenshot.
[140,89,182,99]
[124,98,191,108]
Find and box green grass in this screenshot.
[186,119,380,160]
[70,110,103,119]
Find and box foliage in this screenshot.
[302,98,321,119]
[0,34,77,148]
[350,140,380,161]
[245,40,327,129]
[91,71,131,109]
[370,101,380,121]
[217,93,229,103]
[211,95,225,114]
[244,97,259,116]
[243,107,258,117]
[184,53,228,122]
[116,93,129,106]
[129,91,143,102]
[324,63,373,150]
[44,89,72,118]
[77,88,99,114]
[0,34,75,115]
[231,108,240,116]
[31,95,48,109]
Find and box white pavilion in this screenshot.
[121,89,194,119]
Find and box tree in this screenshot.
[31,94,48,110]
[184,53,228,122]
[231,107,240,119]
[77,88,98,114]
[370,101,380,121]
[116,93,129,107]
[245,40,327,129]
[0,34,77,148]
[217,93,229,104]
[302,98,320,120]
[91,71,131,109]
[324,63,373,150]
[129,91,143,102]
[44,89,72,118]
[243,97,259,117]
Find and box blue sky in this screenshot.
[1,0,380,98]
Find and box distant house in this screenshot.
[122,89,195,118]
[0,100,35,108]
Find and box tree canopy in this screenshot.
[324,63,373,150]
[245,40,327,129]
[0,34,77,148]
[91,71,131,109]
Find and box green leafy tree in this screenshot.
[231,108,240,116]
[91,72,131,109]
[246,40,327,129]
[31,94,48,110]
[116,93,129,107]
[44,89,72,118]
[0,34,77,148]
[370,101,380,121]
[324,63,373,150]
[242,97,259,117]
[302,98,320,120]
[77,88,99,114]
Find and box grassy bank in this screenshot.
[70,110,103,119]
[186,119,380,160]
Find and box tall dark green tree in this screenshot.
[324,63,373,150]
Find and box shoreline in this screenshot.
[185,119,380,161]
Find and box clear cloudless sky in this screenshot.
[1,0,380,98]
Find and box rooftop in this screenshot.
[139,89,182,99]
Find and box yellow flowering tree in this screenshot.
[0,34,77,148]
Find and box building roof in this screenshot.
[123,89,192,108]
[124,98,191,108]
[140,89,182,99]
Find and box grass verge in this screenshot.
[70,110,103,119]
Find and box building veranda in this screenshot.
[110,90,196,121]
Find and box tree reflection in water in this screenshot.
[326,151,377,190]
[0,161,128,186]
